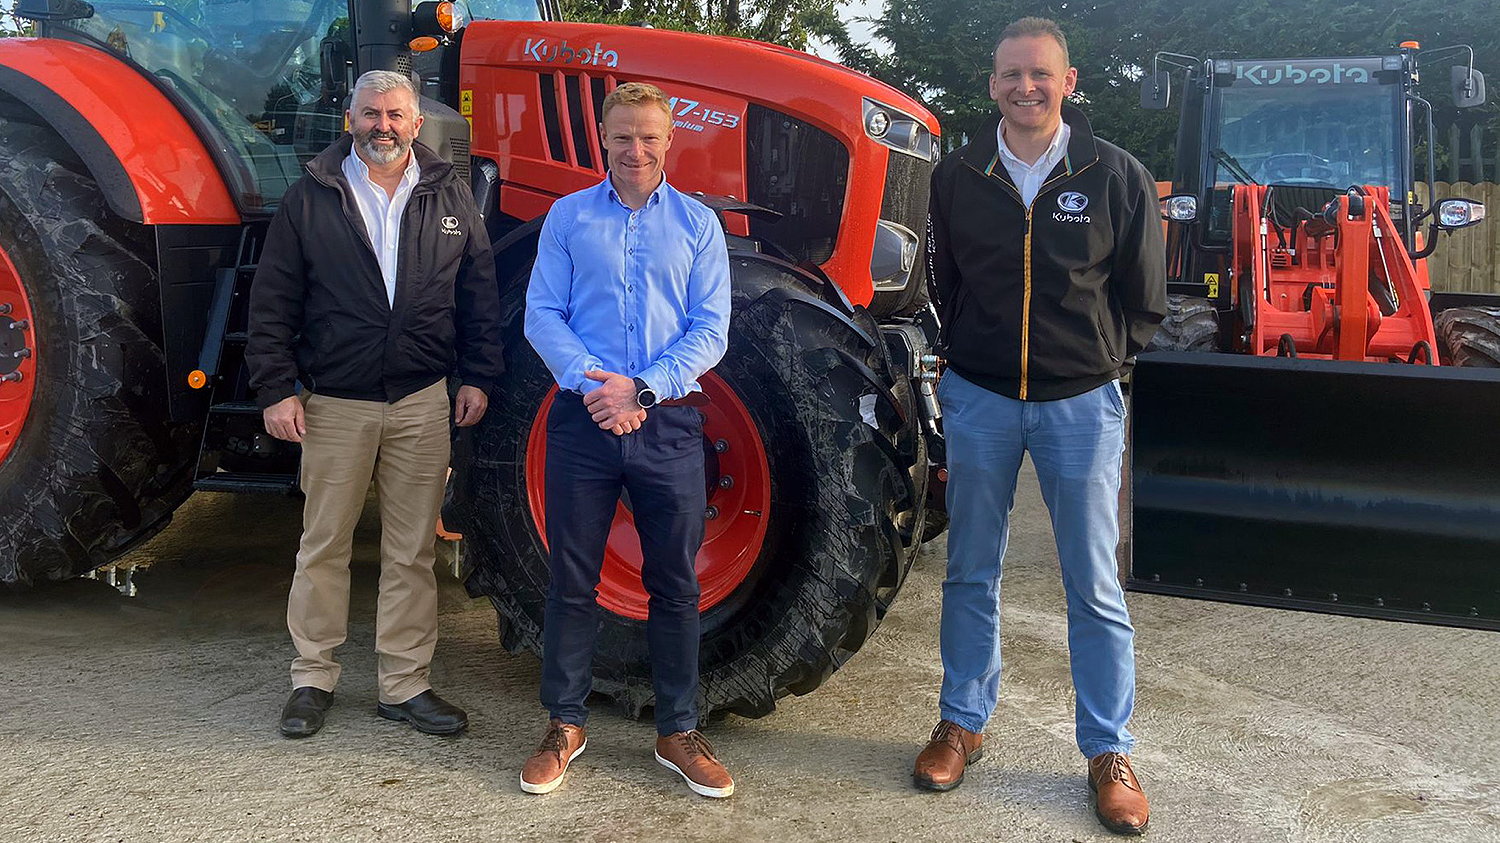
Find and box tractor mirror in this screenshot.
[1139,71,1171,109]
[1452,66,1487,108]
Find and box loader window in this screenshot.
[50,0,352,213]
[1203,62,1401,244]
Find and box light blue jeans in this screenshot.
[937,371,1135,758]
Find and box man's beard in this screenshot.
[356,129,410,165]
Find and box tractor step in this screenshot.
[194,472,299,495]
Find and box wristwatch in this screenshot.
[632,377,658,409]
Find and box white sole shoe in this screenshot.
[654,751,735,798]
[519,739,587,794]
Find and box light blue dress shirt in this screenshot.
[524,176,732,399]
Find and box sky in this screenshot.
[812,0,887,61]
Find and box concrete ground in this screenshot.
[3,463,1498,843]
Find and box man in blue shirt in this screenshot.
[519,82,734,798]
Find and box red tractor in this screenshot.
[1128,46,1500,631]
[0,0,945,718]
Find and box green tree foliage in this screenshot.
[861,0,1500,177]
[561,0,853,52]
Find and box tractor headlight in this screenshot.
[1435,198,1486,229]
[413,1,469,37]
[863,98,935,161]
[1160,194,1198,222]
[871,219,920,292]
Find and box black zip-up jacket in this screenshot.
[247,136,503,409]
[928,106,1167,401]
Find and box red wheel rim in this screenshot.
[525,371,772,621]
[0,243,36,467]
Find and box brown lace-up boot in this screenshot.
[655,730,735,798]
[520,719,587,794]
[1088,752,1150,835]
[913,720,984,791]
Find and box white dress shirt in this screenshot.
[996,120,1071,207]
[342,148,420,307]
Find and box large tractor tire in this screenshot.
[1435,306,1500,368]
[1146,294,1219,353]
[452,256,926,718]
[0,113,199,586]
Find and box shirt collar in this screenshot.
[996,119,1069,171]
[345,146,421,188]
[605,172,670,209]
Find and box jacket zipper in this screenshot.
[963,157,1095,400]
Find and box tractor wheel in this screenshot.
[453,259,924,718]
[1435,306,1500,368]
[0,114,199,586]
[1146,294,1219,353]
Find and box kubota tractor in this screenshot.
[1126,46,1500,631]
[0,0,945,718]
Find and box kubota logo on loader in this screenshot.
[1236,62,1373,86]
[522,38,620,68]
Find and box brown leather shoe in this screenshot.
[519,719,587,794]
[1088,752,1150,835]
[913,720,984,791]
[655,730,734,798]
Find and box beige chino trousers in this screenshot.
[287,379,451,705]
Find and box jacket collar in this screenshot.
[307,135,453,190]
[960,104,1100,184]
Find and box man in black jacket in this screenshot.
[247,70,503,739]
[911,18,1166,836]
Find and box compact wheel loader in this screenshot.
[1129,46,1500,630]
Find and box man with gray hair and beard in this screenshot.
[247,69,503,739]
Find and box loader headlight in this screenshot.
[863,98,935,161]
[1160,194,1198,222]
[1435,198,1486,229]
[871,219,920,292]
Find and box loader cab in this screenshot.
[1186,57,1409,249]
[20,0,551,215]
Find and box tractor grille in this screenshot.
[745,104,849,265]
[449,135,470,185]
[881,149,934,291]
[537,71,609,173]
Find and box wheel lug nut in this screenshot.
[703,505,719,520]
[11,348,29,359]
[10,319,28,330]
[1,371,22,383]
[718,475,734,489]
[0,303,10,315]
[713,439,729,453]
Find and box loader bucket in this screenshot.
[1127,352,1500,631]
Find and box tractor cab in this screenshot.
[20,0,549,213]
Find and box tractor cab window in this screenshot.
[50,0,351,213]
[464,0,547,20]
[1203,58,1401,244]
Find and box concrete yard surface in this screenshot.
[3,462,1498,843]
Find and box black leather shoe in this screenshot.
[377,690,468,735]
[280,686,333,738]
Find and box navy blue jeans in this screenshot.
[540,392,706,736]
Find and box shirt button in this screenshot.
[628,324,636,332]
[628,363,636,371]
[627,285,633,292]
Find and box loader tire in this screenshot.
[0,114,199,586]
[1435,306,1500,368]
[453,258,924,719]
[1146,294,1219,353]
